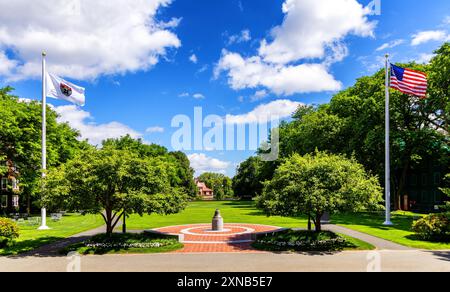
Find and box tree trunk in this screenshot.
[307,214,312,231]
[105,209,113,237]
[314,213,323,232]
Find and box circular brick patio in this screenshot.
[153,223,283,253]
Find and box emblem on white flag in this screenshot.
[46,73,85,106]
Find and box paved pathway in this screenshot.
[323,224,412,250]
[1,250,449,272]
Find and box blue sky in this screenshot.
[0,0,449,176]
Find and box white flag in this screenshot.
[46,73,85,106]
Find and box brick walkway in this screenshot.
[153,224,283,253]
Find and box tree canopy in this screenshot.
[42,143,188,235]
[0,87,88,212]
[257,152,383,231]
[234,42,450,210]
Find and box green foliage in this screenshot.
[42,144,188,235]
[103,136,197,199]
[232,156,264,199]
[412,214,450,242]
[243,43,450,210]
[63,232,183,255]
[0,218,19,247]
[0,87,88,211]
[198,172,234,200]
[257,152,383,231]
[253,230,367,252]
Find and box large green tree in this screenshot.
[42,146,188,236]
[103,136,197,199]
[257,152,383,232]
[274,43,450,210]
[0,87,87,213]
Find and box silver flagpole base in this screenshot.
[383,220,393,226]
[38,207,50,230]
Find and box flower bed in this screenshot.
[252,230,364,252]
[63,232,183,255]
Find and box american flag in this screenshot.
[390,64,428,98]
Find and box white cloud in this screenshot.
[215,51,342,96]
[55,105,141,146]
[258,0,375,64]
[187,153,230,176]
[411,30,449,46]
[444,16,450,25]
[227,29,252,45]
[250,90,268,102]
[178,92,190,97]
[215,0,375,95]
[189,54,198,64]
[226,99,303,125]
[146,126,165,134]
[193,93,205,99]
[417,53,435,64]
[0,0,181,81]
[376,39,404,52]
[0,51,17,75]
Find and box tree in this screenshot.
[257,152,383,232]
[232,156,264,199]
[42,146,188,236]
[0,87,87,213]
[103,136,197,199]
[270,43,450,210]
[198,172,234,200]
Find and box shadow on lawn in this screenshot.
[4,234,98,259]
[331,212,416,233]
[2,236,65,258]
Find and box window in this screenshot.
[421,174,428,186]
[12,195,19,208]
[434,173,441,186]
[1,178,7,190]
[0,195,7,208]
[410,174,418,186]
[12,178,19,191]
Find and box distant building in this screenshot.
[0,160,20,213]
[195,179,214,200]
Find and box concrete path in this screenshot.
[323,224,412,250]
[1,250,449,272]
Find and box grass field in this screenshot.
[127,201,450,250]
[0,213,104,256]
[63,233,183,255]
[2,201,448,255]
[126,201,309,230]
[333,211,450,250]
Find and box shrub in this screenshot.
[0,218,20,248]
[412,214,450,242]
[253,230,353,252]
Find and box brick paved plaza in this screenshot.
[153,224,283,253]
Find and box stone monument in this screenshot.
[212,209,224,231]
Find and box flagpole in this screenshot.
[38,51,50,230]
[384,54,393,226]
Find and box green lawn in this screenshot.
[126,201,309,230]
[63,233,183,255]
[332,211,450,250]
[0,213,104,256]
[127,201,450,250]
